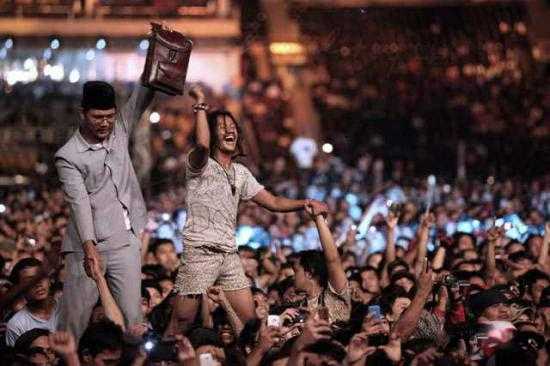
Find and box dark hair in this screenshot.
[9,257,42,285]
[359,265,380,278]
[141,285,151,301]
[387,258,409,276]
[142,279,163,296]
[379,284,412,314]
[239,318,262,350]
[14,328,51,355]
[187,327,223,349]
[141,264,168,280]
[298,250,328,287]
[207,109,245,157]
[302,340,347,363]
[149,238,175,256]
[78,320,124,358]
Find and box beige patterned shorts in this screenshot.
[174,245,250,295]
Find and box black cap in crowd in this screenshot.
[468,288,508,317]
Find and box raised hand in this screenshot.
[257,322,282,351]
[487,227,505,243]
[347,332,376,365]
[305,199,329,218]
[206,286,227,305]
[127,323,149,339]
[49,331,77,357]
[411,347,443,366]
[175,335,196,363]
[189,85,206,104]
[83,241,101,280]
[420,212,435,230]
[417,257,434,295]
[296,318,331,349]
[378,333,402,363]
[386,211,399,230]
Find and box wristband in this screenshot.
[192,103,210,113]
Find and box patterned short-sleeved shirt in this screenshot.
[307,283,352,323]
[183,155,264,252]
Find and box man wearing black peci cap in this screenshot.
[55,78,154,340]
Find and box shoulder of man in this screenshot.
[6,307,31,328]
[54,130,80,160]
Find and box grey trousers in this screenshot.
[58,233,142,341]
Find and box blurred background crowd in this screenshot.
[0,0,550,365]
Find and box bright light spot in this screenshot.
[149,112,160,124]
[14,175,25,184]
[0,48,7,59]
[139,39,149,50]
[144,341,154,351]
[85,49,95,61]
[321,143,333,154]
[35,163,48,174]
[6,68,38,85]
[161,130,172,140]
[23,58,35,70]
[269,42,305,55]
[96,38,107,50]
[0,204,6,214]
[4,38,13,49]
[69,69,80,83]
[43,48,52,60]
[45,64,65,81]
[50,38,60,50]
[161,213,171,221]
[443,184,451,193]
[427,175,436,186]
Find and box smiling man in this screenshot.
[55,79,154,340]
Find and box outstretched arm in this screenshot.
[252,189,328,215]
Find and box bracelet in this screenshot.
[192,103,210,113]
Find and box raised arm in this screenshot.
[307,204,347,293]
[187,86,210,172]
[120,82,155,134]
[89,258,126,331]
[538,223,550,272]
[485,227,503,283]
[391,258,433,341]
[414,213,434,276]
[380,213,398,287]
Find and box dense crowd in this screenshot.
[295,4,550,177]
[1,149,550,365]
[1,2,550,365]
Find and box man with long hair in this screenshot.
[166,87,328,334]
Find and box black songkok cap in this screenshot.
[81,81,116,110]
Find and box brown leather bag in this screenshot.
[142,23,193,95]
